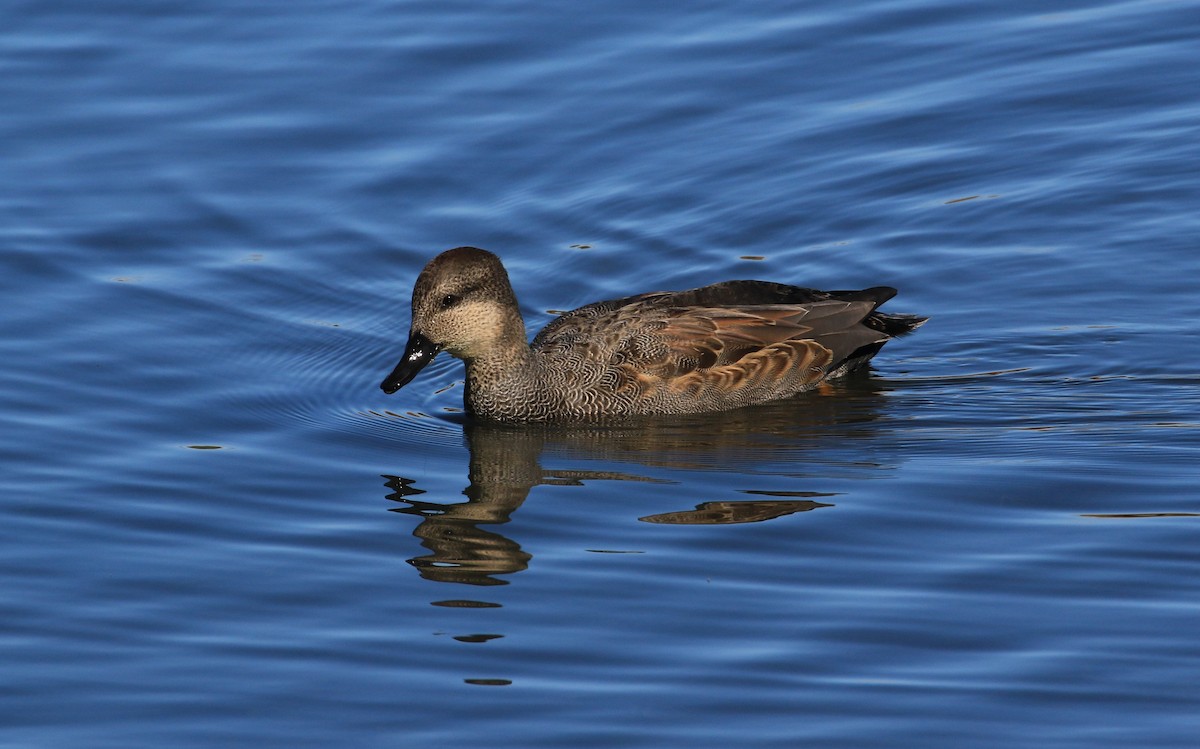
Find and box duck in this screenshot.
[380,246,926,422]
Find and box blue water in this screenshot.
[3,1,1199,747]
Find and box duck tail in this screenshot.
[828,286,927,338]
[868,312,929,337]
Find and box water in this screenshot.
[3,0,1199,746]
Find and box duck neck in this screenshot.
[462,335,543,421]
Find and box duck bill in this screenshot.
[380,332,441,394]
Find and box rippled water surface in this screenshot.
[3,1,1199,747]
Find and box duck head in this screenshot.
[380,247,525,394]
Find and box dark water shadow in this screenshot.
[382,375,906,586]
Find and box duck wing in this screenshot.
[533,281,897,390]
[655,280,928,339]
[643,300,885,380]
[534,281,904,346]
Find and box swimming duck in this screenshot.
[380,246,925,422]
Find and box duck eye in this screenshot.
[439,293,461,309]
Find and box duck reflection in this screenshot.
[385,375,895,586]
[384,420,671,585]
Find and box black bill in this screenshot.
[380,331,441,394]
